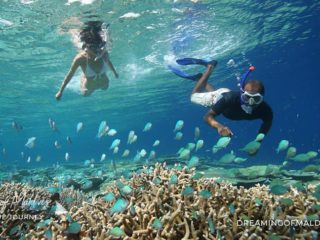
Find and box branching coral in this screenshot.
[1,163,319,239]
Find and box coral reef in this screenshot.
[0,183,87,239]
[1,163,320,239]
[0,183,51,238]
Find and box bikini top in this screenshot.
[84,57,108,80]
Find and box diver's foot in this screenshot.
[207,60,218,68]
[206,64,214,73]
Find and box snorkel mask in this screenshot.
[239,66,264,114]
[84,42,107,61]
[241,91,263,105]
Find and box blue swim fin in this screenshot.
[168,65,202,81]
[176,58,218,67]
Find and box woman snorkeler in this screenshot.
[55,21,118,100]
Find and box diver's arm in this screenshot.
[204,110,233,137]
[259,119,272,135]
[103,52,118,78]
[258,104,273,135]
[56,57,80,100]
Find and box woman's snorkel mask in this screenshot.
[84,42,106,61]
[239,66,264,114]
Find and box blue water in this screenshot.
[0,0,319,170]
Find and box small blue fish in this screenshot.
[110,139,121,150]
[66,222,81,234]
[129,134,138,144]
[100,153,106,161]
[255,133,265,142]
[66,136,72,144]
[97,121,108,138]
[185,143,196,151]
[143,122,152,132]
[133,152,141,161]
[234,157,247,163]
[169,175,178,185]
[276,140,289,153]
[175,131,183,140]
[240,140,261,156]
[286,147,296,159]
[179,148,190,160]
[212,137,231,153]
[107,129,117,136]
[25,137,36,149]
[127,130,135,144]
[109,227,124,238]
[182,186,194,196]
[219,151,236,163]
[307,151,318,159]
[152,140,160,147]
[290,153,310,162]
[110,198,128,214]
[174,120,184,132]
[113,147,119,154]
[122,149,130,157]
[148,150,156,160]
[187,156,199,168]
[76,122,83,133]
[195,139,204,151]
[194,127,200,140]
[199,190,212,199]
[139,149,147,158]
[270,185,289,195]
[121,185,132,195]
[152,218,163,230]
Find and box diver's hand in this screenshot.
[55,90,62,101]
[217,126,233,137]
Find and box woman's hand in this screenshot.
[55,90,62,101]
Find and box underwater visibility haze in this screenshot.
[0,0,320,239]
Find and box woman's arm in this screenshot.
[55,56,81,100]
[103,52,118,78]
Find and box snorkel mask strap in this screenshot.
[94,23,110,61]
[240,66,255,91]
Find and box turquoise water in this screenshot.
[0,0,319,169]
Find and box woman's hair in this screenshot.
[80,21,105,49]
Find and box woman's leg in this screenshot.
[99,78,109,90]
[82,89,94,96]
[80,77,95,96]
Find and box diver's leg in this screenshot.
[192,65,214,94]
[205,83,214,92]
